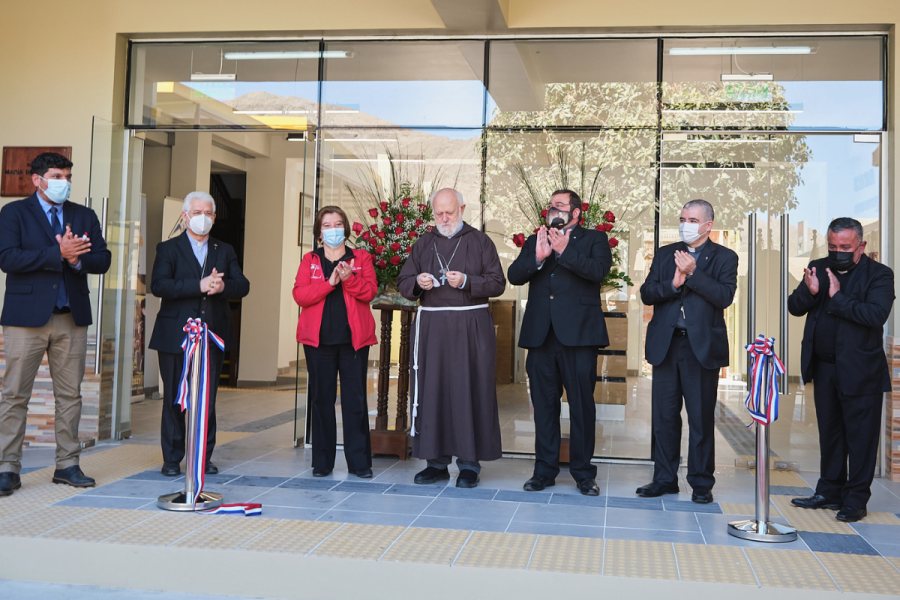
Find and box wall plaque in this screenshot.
[1,146,72,197]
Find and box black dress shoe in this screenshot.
[635,481,679,497]
[576,478,600,496]
[0,472,21,497]
[161,462,181,477]
[836,506,867,522]
[692,487,714,504]
[414,466,450,485]
[523,475,556,492]
[456,469,479,489]
[791,494,841,510]
[353,468,373,479]
[312,467,333,477]
[52,466,95,488]
[204,462,218,475]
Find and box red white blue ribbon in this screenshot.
[176,318,225,505]
[199,503,262,516]
[744,335,785,426]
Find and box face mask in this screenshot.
[40,176,70,204]
[828,247,860,272]
[322,228,345,248]
[679,221,709,245]
[188,214,213,236]
[547,209,570,230]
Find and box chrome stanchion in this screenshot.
[157,332,223,512]
[728,417,797,542]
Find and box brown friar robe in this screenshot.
[397,222,507,462]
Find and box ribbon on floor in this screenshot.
[176,318,225,505]
[199,503,262,516]
[744,334,785,426]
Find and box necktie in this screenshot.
[49,207,68,309]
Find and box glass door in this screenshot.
[88,117,144,441]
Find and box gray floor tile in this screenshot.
[318,510,415,527]
[506,521,604,538]
[412,515,509,532]
[769,485,815,496]
[605,527,705,544]
[870,541,900,557]
[439,487,498,500]
[606,507,700,532]
[423,498,518,521]
[549,493,606,507]
[799,531,879,555]
[512,502,605,526]
[202,473,242,485]
[384,484,442,498]
[125,469,185,482]
[494,490,550,504]
[333,481,392,494]
[201,484,270,504]
[280,478,339,491]
[256,506,329,521]
[663,499,723,514]
[54,495,155,510]
[607,496,664,511]
[251,487,352,509]
[225,475,289,488]
[694,513,811,551]
[332,493,432,515]
[82,479,184,499]
[850,522,900,544]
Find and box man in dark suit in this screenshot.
[0,152,111,496]
[788,218,893,522]
[149,191,250,477]
[508,189,611,496]
[637,199,737,504]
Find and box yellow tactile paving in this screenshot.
[749,469,808,487]
[674,543,756,585]
[859,511,900,525]
[888,556,900,571]
[0,505,98,537]
[242,520,341,554]
[454,531,537,570]
[310,523,405,560]
[771,496,856,534]
[527,535,603,575]
[816,553,900,595]
[41,508,154,542]
[103,512,214,547]
[79,445,165,487]
[381,527,471,565]
[745,548,837,591]
[603,539,678,580]
[173,516,278,550]
[214,431,254,446]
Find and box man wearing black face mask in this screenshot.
[788,217,894,523]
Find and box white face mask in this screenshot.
[679,221,709,245]
[188,214,213,236]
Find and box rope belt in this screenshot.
[410,303,489,437]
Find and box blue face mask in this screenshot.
[322,228,345,248]
[40,176,71,204]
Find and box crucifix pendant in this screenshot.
[440,269,448,285]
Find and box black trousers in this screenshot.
[651,333,719,489]
[158,346,223,465]
[812,361,883,508]
[304,343,371,473]
[526,326,598,481]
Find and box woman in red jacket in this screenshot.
[294,206,378,478]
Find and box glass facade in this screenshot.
[124,35,886,463]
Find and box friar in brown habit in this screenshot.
[397,188,506,489]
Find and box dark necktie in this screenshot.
[49,207,68,309]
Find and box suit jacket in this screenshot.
[640,240,738,370]
[788,254,894,395]
[508,225,612,348]
[149,232,250,354]
[0,193,111,327]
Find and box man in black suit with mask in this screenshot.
[788,218,893,523]
[508,189,611,496]
[637,199,737,504]
[149,191,250,477]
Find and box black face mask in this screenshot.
[827,248,859,272]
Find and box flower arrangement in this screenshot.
[510,146,632,290]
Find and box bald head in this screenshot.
[431,188,466,236]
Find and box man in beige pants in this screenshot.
[0,152,111,496]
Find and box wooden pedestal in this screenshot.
[370,304,415,459]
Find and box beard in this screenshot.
[436,216,463,237]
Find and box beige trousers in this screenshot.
[0,313,87,473]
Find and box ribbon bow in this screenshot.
[744,334,785,426]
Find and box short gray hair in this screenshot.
[429,188,464,207]
[182,191,216,214]
[828,217,863,243]
[682,199,714,222]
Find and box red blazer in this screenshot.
[293,248,378,350]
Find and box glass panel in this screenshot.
[321,42,486,128]
[485,129,658,458]
[89,118,144,439]
[488,39,658,128]
[129,42,320,129]
[663,37,884,130]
